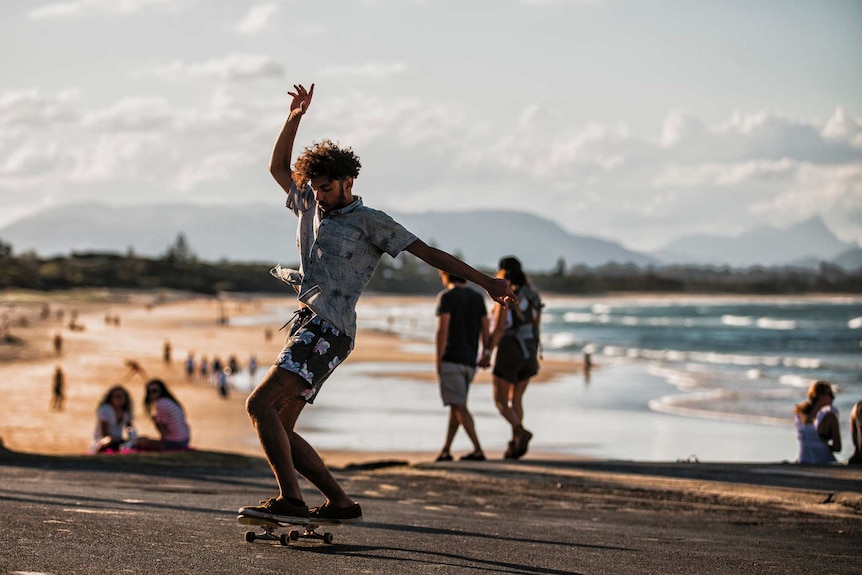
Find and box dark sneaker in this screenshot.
[503,440,517,459]
[435,452,453,462]
[459,451,486,461]
[514,429,533,459]
[309,502,363,524]
[238,496,309,524]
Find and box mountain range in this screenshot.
[0,203,858,270]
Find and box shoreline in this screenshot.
[0,289,584,465]
[0,288,846,465]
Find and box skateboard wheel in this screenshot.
[279,533,290,546]
[288,530,300,541]
[244,531,256,543]
[323,533,334,544]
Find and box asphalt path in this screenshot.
[1,449,860,575]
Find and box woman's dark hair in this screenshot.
[794,380,834,417]
[143,378,184,419]
[498,255,527,287]
[100,385,132,414]
[293,139,361,188]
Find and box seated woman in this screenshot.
[92,385,135,453]
[137,379,191,451]
[795,380,841,464]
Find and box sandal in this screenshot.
[435,452,453,462]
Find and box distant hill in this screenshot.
[0,203,653,270]
[653,216,857,268]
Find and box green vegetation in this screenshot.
[0,235,859,295]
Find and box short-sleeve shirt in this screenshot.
[94,403,132,442]
[277,181,418,339]
[436,285,487,367]
[154,398,190,443]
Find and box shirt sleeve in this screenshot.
[285,180,315,216]
[366,209,418,258]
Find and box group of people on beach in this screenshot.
[91,361,190,454]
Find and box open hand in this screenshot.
[288,83,314,116]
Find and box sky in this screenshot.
[1,0,861,252]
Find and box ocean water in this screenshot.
[239,294,862,462]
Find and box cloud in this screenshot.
[0,88,80,129]
[172,150,257,192]
[237,4,278,35]
[81,97,177,132]
[28,0,174,20]
[151,54,285,82]
[318,61,410,79]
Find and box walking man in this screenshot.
[434,271,490,462]
[238,83,516,525]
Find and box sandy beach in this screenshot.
[2,289,861,574]
[0,289,581,465]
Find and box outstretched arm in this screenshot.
[269,83,314,194]
[406,239,517,308]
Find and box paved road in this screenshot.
[1,450,860,574]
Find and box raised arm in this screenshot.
[269,83,314,194]
[406,239,517,308]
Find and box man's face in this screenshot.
[310,176,354,213]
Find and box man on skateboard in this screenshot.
[238,83,516,525]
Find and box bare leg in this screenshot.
[493,376,521,434]
[282,411,355,508]
[439,408,460,456]
[245,366,308,501]
[452,403,483,453]
[511,379,530,424]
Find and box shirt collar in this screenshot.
[324,196,363,218]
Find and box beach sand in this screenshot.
[0,289,581,466]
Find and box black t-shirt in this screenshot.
[436,285,487,366]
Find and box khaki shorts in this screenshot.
[439,361,477,406]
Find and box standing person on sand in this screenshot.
[238,83,517,526]
[434,271,491,463]
[486,256,544,460]
[51,365,65,411]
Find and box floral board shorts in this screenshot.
[274,308,354,404]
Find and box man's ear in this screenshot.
[343,177,354,194]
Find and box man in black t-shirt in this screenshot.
[434,271,491,462]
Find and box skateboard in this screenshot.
[237,514,338,545]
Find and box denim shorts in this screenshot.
[275,308,354,404]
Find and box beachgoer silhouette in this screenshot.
[52,366,65,411]
[434,271,491,462]
[487,256,544,460]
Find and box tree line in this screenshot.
[0,235,859,295]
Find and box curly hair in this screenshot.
[293,139,361,188]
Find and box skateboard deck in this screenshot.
[237,514,339,545]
